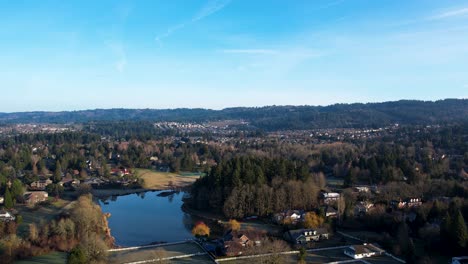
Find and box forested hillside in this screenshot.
[1,99,467,130]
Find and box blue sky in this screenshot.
[1,0,467,112]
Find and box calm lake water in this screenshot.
[98,191,194,246]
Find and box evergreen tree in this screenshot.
[53,160,62,183]
[343,169,357,188]
[441,212,452,246]
[452,210,468,251]
[10,179,24,201]
[4,188,14,209]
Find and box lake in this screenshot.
[98,191,194,246]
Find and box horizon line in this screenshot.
[0,98,466,114]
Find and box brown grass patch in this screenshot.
[136,169,199,189]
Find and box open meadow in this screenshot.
[135,169,200,189]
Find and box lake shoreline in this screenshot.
[91,188,161,198]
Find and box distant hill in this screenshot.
[0,99,467,130]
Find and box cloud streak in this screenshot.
[192,0,231,22]
[221,49,278,55]
[155,0,231,45]
[429,7,468,20]
[155,23,187,46]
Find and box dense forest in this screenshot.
[190,156,324,218]
[1,99,467,130]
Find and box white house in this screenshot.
[0,210,15,222]
[344,243,384,259]
[322,192,340,204]
[273,210,304,224]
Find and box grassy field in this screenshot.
[17,199,74,237]
[135,169,200,189]
[15,251,67,264]
[179,172,205,177]
[108,242,213,264]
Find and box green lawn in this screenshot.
[179,171,206,177]
[15,251,67,264]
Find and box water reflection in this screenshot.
[99,191,194,246]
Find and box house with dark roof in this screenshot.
[223,230,254,247]
[222,230,262,256]
[30,178,52,190]
[344,243,385,259]
[284,228,329,244]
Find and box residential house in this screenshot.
[111,168,130,177]
[390,199,406,209]
[59,178,80,189]
[223,230,261,256]
[30,178,52,190]
[354,201,374,216]
[405,198,422,208]
[224,230,252,247]
[24,191,48,206]
[344,243,385,259]
[273,210,303,224]
[391,198,422,209]
[0,210,15,222]
[321,192,340,204]
[354,186,370,193]
[325,206,338,218]
[284,228,329,244]
[83,177,106,187]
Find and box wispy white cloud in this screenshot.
[221,49,278,55]
[155,0,231,45]
[155,23,187,46]
[429,7,468,20]
[192,0,231,22]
